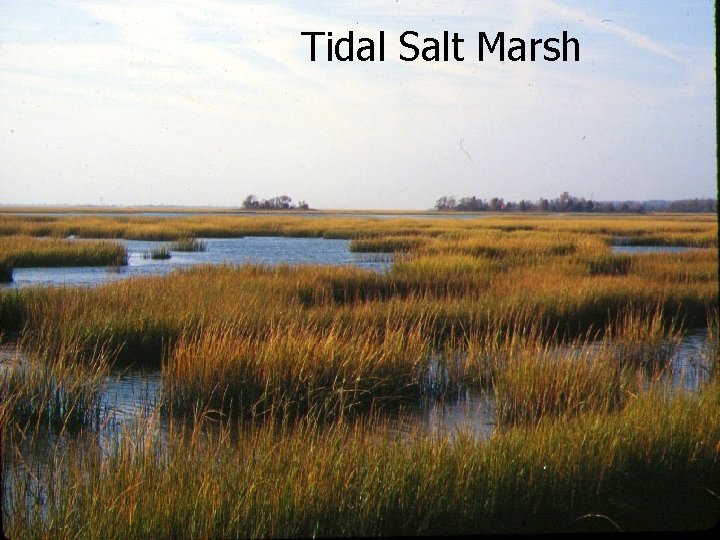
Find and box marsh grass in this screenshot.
[0,235,127,268]
[4,383,719,537]
[704,308,719,381]
[0,213,715,246]
[170,238,206,252]
[607,306,683,371]
[0,338,110,432]
[586,254,632,275]
[3,236,715,370]
[144,246,171,260]
[163,321,430,418]
[349,235,425,253]
[0,211,718,536]
[493,347,627,426]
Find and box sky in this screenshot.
[0,0,716,210]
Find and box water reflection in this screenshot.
[390,389,496,442]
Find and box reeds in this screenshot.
[0,235,128,268]
[163,320,430,418]
[606,306,683,371]
[4,383,719,537]
[493,348,627,426]
[0,212,718,536]
[144,246,171,260]
[170,238,206,252]
[349,235,425,253]
[0,213,715,246]
[586,254,632,275]
[0,337,110,432]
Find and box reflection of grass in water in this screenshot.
[5,384,720,536]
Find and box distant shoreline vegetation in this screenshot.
[242,194,310,211]
[434,192,718,214]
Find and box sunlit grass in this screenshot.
[163,320,429,418]
[0,235,127,268]
[0,211,718,536]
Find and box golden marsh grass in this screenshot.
[0,211,718,534]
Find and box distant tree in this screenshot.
[243,194,311,210]
[277,195,293,209]
[435,196,457,210]
[242,194,259,209]
[433,192,715,214]
[489,197,504,211]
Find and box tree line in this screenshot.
[242,195,310,210]
[434,192,717,213]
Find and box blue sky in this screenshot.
[0,0,715,209]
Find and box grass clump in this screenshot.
[0,235,128,268]
[0,337,110,431]
[493,348,627,426]
[144,246,172,260]
[170,238,206,252]
[163,321,429,418]
[349,235,425,253]
[606,306,682,371]
[586,254,632,275]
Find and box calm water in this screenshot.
[2,237,391,289]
